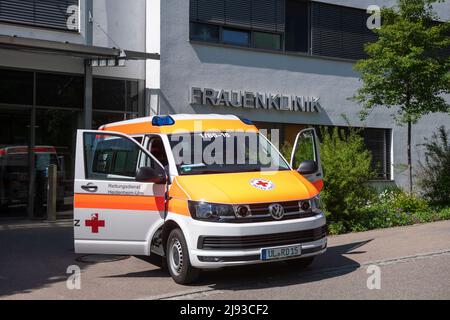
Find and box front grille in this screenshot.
[249,201,300,214]
[198,225,327,250]
[228,200,317,223]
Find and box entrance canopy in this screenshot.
[0,34,160,61]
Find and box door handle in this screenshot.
[81,183,98,193]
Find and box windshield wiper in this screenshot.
[188,169,230,175]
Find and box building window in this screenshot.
[0,69,33,106]
[93,78,140,113]
[285,0,309,53]
[222,28,250,46]
[254,32,281,50]
[190,22,220,42]
[0,68,143,218]
[126,81,140,114]
[190,0,284,32]
[0,0,80,31]
[36,73,84,109]
[311,2,378,60]
[190,0,283,50]
[364,129,392,181]
[189,0,384,60]
[92,78,140,128]
[93,78,126,111]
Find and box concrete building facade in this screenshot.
[0,0,449,219]
[153,0,450,190]
[0,0,157,218]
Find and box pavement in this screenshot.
[0,219,449,300]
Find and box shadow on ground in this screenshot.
[0,223,373,297]
[0,226,99,297]
[110,240,373,292]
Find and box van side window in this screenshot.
[133,136,143,145]
[147,137,169,169]
[84,132,154,181]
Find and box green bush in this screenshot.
[280,127,376,233]
[418,126,450,205]
[326,189,450,235]
[435,207,450,220]
[319,127,376,230]
[280,127,450,235]
[390,191,429,214]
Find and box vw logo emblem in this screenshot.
[269,203,285,220]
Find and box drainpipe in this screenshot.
[84,0,94,129]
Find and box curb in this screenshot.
[0,219,73,231]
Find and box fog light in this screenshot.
[235,205,251,218]
[300,201,311,211]
[198,256,223,262]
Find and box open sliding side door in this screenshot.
[74,130,167,256]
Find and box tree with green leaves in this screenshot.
[353,0,450,193]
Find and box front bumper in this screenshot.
[184,212,327,269]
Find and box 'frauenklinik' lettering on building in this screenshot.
[190,87,321,113]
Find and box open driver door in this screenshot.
[290,128,324,192]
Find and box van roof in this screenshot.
[99,114,258,135]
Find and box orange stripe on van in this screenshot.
[169,178,190,199]
[101,122,157,135]
[168,198,190,217]
[74,194,165,211]
[102,119,258,135]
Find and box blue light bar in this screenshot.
[152,115,175,126]
[240,118,253,125]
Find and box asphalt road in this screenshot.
[0,219,449,300]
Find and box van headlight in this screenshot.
[188,201,235,222]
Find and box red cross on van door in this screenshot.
[85,213,105,233]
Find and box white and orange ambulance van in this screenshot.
[74,114,326,284]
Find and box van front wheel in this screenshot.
[166,228,200,285]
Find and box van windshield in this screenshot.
[168,132,290,175]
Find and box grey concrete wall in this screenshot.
[92,0,147,80]
[160,0,450,190]
[0,0,147,80]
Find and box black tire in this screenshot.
[285,256,315,269]
[166,228,200,285]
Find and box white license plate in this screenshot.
[260,244,302,261]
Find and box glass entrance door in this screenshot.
[0,107,32,218]
[34,109,81,217]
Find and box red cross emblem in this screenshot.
[256,180,269,187]
[250,179,274,190]
[85,214,105,233]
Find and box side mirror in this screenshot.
[298,160,319,175]
[136,167,167,184]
